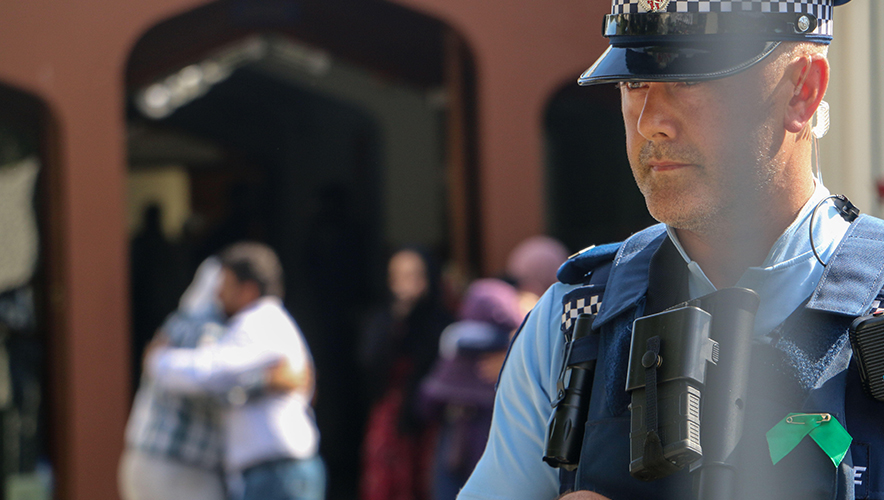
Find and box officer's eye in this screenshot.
[616,81,648,90]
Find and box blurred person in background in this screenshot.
[120,257,228,500]
[505,235,570,317]
[419,278,525,500]
[467,235,571,386]
[146,242,324,500]
[359,247,454,500]
[129,203,188,394]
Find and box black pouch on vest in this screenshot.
[626,305,715,480]
[626,287,760,490]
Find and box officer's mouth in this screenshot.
[648,161,695,172]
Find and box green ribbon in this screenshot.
[766,413,852,467]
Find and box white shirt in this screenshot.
[149,296,320,472]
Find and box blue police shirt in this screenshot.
[668,182,851,337]
[457,183,852,500]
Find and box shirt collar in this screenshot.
[229,296,281,322]
[665,182,848,292]
[666,182,852,336]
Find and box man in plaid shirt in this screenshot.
[120,257,228,500]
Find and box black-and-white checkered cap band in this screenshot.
[612,0,834,37]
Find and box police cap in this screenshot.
[578,0,853,86]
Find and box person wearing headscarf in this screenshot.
[505,235,569,316]
[419,278,525,500]
[359,247,454,500]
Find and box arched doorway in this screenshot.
[0,82,55,500]
[125,2,477,499]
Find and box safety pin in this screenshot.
[786,413,831,425]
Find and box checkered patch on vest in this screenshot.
[561,287,603,333]
[870,299,884,316]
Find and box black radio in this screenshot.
[626,305,716,480]
[626,287,760,499]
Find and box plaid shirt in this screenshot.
[125,310,226,470]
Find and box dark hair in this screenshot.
[219,242,284,299]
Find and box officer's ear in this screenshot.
[784,53,830,134]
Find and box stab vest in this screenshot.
[555,215,884,500]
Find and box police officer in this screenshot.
[457,1,884,499]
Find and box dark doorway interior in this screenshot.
[127,76,383,500]
[129,69,381,500]
[544,82,656,252]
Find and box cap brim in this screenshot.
[578,41,780,86]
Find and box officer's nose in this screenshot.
[635,83,678,142]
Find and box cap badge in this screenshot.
[638,0,670,12]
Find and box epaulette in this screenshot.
[556,242,622,285]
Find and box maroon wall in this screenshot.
[0,3,212,499]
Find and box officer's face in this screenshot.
[619,60,786,233]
